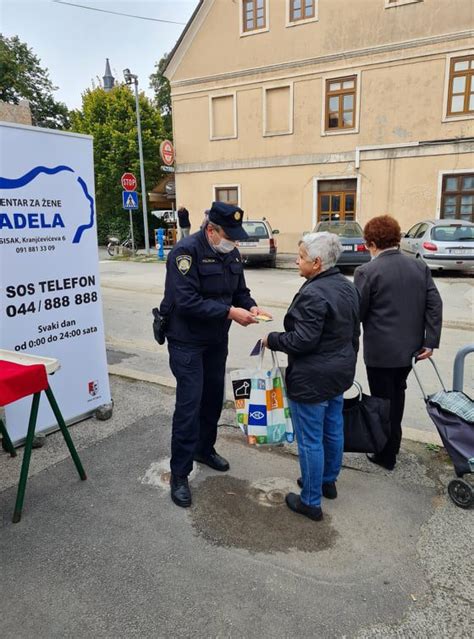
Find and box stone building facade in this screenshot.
[165,0,474,250]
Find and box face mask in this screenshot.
[214,237,236,254]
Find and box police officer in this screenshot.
[159,201,270,507]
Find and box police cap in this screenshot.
[208,201,249,241]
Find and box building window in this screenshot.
[325,76,357,131]
[242,0,266,32]
[289,0,315,22]
[215,187,239,206]
[318,179,357,222]
[210,94,237,140]
[263,84,293,136]
[447,56,474,117]
[441,174,474,222]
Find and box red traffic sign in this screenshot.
[160,140,174,166]
[121,172,137,191]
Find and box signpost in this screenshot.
[122,191,138,209]
[122,186,138,254]
[121,172,137,192]
[0,122,111,443]
[160,140,175,167]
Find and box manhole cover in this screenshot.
[248,477,296,507]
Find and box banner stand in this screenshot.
[0,122,112,445]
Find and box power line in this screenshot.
[52,0,187,25]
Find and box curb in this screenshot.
[108,364,443,447]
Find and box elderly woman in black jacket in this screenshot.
[263,232,360,522]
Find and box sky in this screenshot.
[1,0,198,110]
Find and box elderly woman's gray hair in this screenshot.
[300,232,342,271]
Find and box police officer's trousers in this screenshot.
[168,339,228,477]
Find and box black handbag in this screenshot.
[343,382,391,454]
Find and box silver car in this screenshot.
[237,219,279,267]
[400,220,474,272]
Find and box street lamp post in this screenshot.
[123,68,150,254]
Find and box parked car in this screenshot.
[237,219,279,267]
[151,209,177,224]
[400,220,474,271]
[312,221,370,266]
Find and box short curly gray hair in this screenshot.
[300,232,342,271]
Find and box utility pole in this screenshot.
[123,68,150,254]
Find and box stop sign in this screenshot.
[121,172,137,191]
[160,140,174,166]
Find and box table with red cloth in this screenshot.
[0,360,49,406]
[0,352,86,523]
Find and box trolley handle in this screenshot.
[411,354,447,402]
[452,344,474,392]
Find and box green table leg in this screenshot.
[45,386,87,481]
[12,392,41,523]
[0,417,17,457]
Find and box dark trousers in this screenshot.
[168,340,228,477]
[366,366,412,465]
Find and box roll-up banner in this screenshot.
[0,122,111,444]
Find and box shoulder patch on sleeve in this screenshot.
[176,255,192,275]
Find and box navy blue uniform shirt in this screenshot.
[160,228,256,345]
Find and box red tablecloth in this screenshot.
[0,360,48,406]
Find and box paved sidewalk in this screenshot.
[1,375,472,638]
[99,256,473,443]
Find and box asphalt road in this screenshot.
[1,376,472,638]
[99,252,473,440]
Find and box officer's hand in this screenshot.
[250,306,273,320]
[228,306,258,326]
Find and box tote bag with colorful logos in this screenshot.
[229,349,294,445]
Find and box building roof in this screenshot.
[103,58,115,91]
[162,0,204,78]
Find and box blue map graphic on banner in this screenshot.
[0,165,95,244]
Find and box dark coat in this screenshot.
[177,208,191,229]
[160,229,256,345]
[267,267,360,403]
[354,249,443,368]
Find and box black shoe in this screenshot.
[296,477,337,499]
[366,454,395,471]
[194,451,230,472]
[170,474,192,508]
[285,492,323,521]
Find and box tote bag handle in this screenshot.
[258,345,280,370]
[347,381,363,401]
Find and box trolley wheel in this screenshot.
[447,479,474,509]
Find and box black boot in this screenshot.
[194,451,229,472]
[170,474,192,508]
[285,492,323,521]
[296,477,337,499]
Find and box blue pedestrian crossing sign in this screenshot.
[122,191,139,209]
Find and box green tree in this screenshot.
[70,84,164,245]
[150,53,172,139]
[0,34,69,129]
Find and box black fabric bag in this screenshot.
[343,382,391,454]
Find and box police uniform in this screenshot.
[160,203,256,484]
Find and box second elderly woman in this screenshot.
[264,232,360,522]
